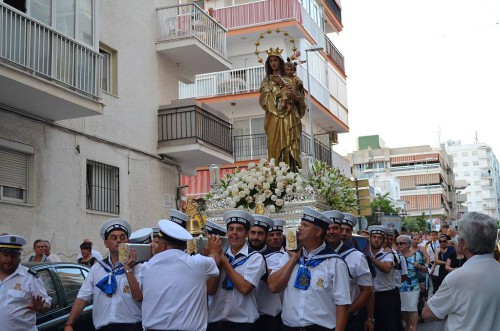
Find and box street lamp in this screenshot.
[305,45,323,162]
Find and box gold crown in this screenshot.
[265,47,284,58]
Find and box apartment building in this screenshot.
[443,140,500,219]
[348,136,465,227]
[169,0,349,197]
[0,0,214,259]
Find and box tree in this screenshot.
[366,193,398,225]
[402,213,428,233]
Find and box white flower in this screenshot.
[286,172,295,180]
[286,187,293,195]
[271,195,277,201]
[279,162,286,168]
[276,182,284,190]
[238,191,246,198]
[243,188,250,195]
[246,196,254,204]
[233,196,241,203]
[248,162,256,169]
[248,183,255,190]
[275,188,282,196]
[276,199,284,206]
[228,199,236,208]
[296,185,304,193]
[263,182,270,190]
[268,205,276,213]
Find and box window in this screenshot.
[473,161,479,166]
[99,44,118,95]
[86,160,119,214]
[464,172,470,177]
[474,171,480,176]
[56,267,87,304]
[474,181,481,185]
[472,151,478,156]
[463,162,469,166]
[0,140,34,204]
[462,152,468,157]
[38,270,60,310]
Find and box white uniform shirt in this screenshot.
[426,241,439,263]
[0,264,52,331]
[427,254,500,331]
[275,243,351,329]
[141,249,218,330]
[335,243,372,302]
[48,253,62,262]
[208,244,266,324]
[370,248,395,292]
[76,257,142,329]
[257,248,285,316]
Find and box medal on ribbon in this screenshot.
[294,265,311,290]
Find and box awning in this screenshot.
[401,194,441,211]
[180,166,244,199]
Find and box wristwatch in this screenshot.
[125,269,133,274]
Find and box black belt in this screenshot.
[282,325,332,331]
[208,321,252,328]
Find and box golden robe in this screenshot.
[259,75,307,171]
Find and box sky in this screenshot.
[330,0,500,156]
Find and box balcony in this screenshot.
[325,36,344,74]
[0,3,103,121]
[156,4,230,83]
[456,193,467,203]
[233,132,332,166]
[157,102,234,175]
[212,0,325,48]
[323,0,342,32]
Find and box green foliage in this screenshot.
[309,160,357,212]
[366,193,398,225]
[402,213,428,233]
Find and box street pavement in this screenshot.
[418,319,446,331]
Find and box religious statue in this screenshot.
[258,47,307,172]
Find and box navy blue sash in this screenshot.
[222,251,261,290]
[294,246,339,290]
[95,257,125,295]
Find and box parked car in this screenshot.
[23,262,95,331]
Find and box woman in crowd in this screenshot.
[29,239,52,262]
[445,239,467,272]
[77,242,97,267]
[398,235,427,330]
[430,234,455,292]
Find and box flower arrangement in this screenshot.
[206,158,304,213]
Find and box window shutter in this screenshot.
[0,147,28,189]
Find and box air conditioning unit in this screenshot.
[329,131,338,145]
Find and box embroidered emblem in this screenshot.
[123,284,130,294]
[14,283,21,290]
[316,277,325,288]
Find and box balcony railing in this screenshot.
[157,3,227,59]
[179,65,265,99]
[158,105,233,154]
[325,36,344,73]
[324,0,342,23]
[233,132,332,166]
[0,3,101,100]
[212,0,324,47]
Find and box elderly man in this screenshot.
[141,219,220,330]
[0,235,51,331]
[422,212,500,330]
[268,207,351,331]
[65,219,142,331]
[325,210,374,331]
[208,210,267,331]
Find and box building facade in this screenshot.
[0,0,233,260]
[443,140,500,219]
[348,136,464,227]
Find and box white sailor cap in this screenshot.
[301,207,332,230]
[0,235,26,252]
[323,210,344,225]
[158,219,193,242]
[269,219,286,232]
[384,225,394,236]
[223,210,255,230]
[129,228,153,244]
[169,209,189,229]
[205,221,227,236]
[100,218,132,240]
[368,225,389,237]
[251,215,274,232]
[342,213,358,228]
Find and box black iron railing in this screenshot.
[233,133,332,166]
[325,37,345,73]
[158,106,233,154]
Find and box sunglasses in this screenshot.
[439,240,447,243]
[396,242,407,245]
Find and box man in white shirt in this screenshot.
[43,240,62,262]
[268,207,351,331]
[366,225,397,331]
[208,210,266,331]
[65,219,142,331]
[0,235,52,331]
[423,212,500,330]
[141,219,220,331]
[325,210,374,331]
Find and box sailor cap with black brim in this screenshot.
[169,209,189,229]
[223,210,255,230]
[270,219,286,232]
[368,225,389,237]
[152,227,160,238]
[323,210,344,225]
[158,219,193,243]
[205,221,227,236]
[342,213,358,228]
[129,228,153,244]
[0,235,26,252]
[251,215,274,232]
[100,218,132,240]
[301,207,332,230]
